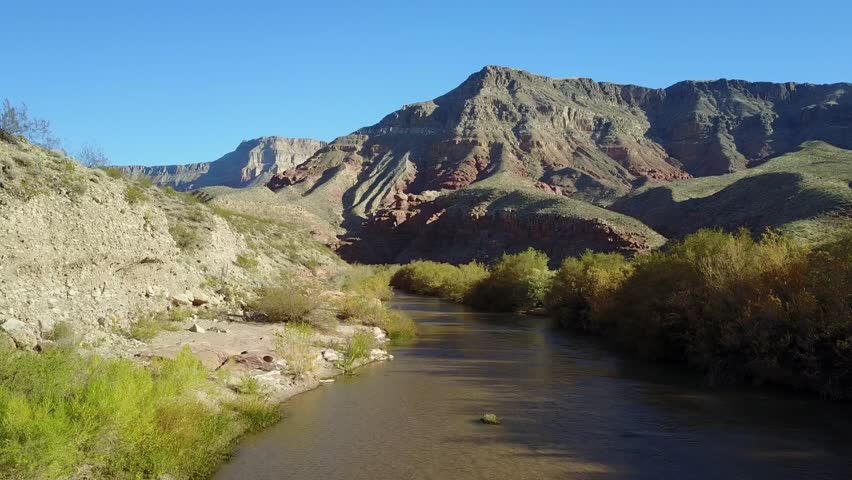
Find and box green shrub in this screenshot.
[168,224,201,250]
[250,286,317,324]
[0,347,248,479]
[545,251,633,332]
[468,249,553,312]
[335,295,417,345]
[342,265,396,301]
[168,307,193,323]
[391,260,488,303]
[236,376,262,396]
[125,184,147,204]
[128,314,163,342]
[336,295,383,322]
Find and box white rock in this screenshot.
[322,349,341,362]
[369,348,390,361]
[372,326,387,341]
[0,319,38,349]
[188,323,205,333]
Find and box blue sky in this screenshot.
[1,1,849,166]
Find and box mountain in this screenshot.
[121,136,326,191]
[612,141,852,243]
[267,66,852,263]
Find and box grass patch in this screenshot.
[274,323,317,377]
[339,330,376,373]
[227,397,281,433]
[235,253,259,270]
[0,347,258,479]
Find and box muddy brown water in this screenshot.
[215,293,852,479]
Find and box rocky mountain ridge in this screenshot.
[122,136,326,191]
[268,66,852,264]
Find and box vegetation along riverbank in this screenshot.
[391,230,852,399]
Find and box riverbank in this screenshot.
[0,301,399,479]
[390,229,852,399]
[216,292,852,480]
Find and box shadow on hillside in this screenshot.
[614,172,845,238]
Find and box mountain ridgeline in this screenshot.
[122,136,326,191]
[264,66,851,264]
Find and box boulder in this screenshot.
[369,348,390,361]
[0,318,38,349]
[372,327,387,341]
[191,292,210,306]
[322,349,341,362]
[170,293,193,306]
[188,323,205,333]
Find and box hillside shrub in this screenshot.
[250,286,317,324]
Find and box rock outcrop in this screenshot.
[122,136,326,191]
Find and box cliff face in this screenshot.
[122,136,326,191]
[268,66,851,264]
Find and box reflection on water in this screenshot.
[216,293,852,479]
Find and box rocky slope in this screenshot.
[337,174,666,266]
[269,66,851,263]
[122,136,326,191]
[612,141,852,242]
[0,136,344,355]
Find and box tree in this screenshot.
[76,143,110,168]
[0,98,61,149]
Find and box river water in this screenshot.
[216,293,852,479]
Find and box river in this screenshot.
[216,292,852,479]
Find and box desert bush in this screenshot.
[168,224,201,250]
[0,99,60,149]
[125,184,148,204]
[376,309,417,345]
[342,265,396,301]
[0,347,265,479]
[76,143,109,168]
[99,166,124,179]
[335,294,417,345]
[250,286,317,324]
[468,249,553,312]
[336,294,384,322]
[545,251,633,332]
[391,260,489,303]
[128,313,163,341]
[274,323,317,377]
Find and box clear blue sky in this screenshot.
[1,0,849,166]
